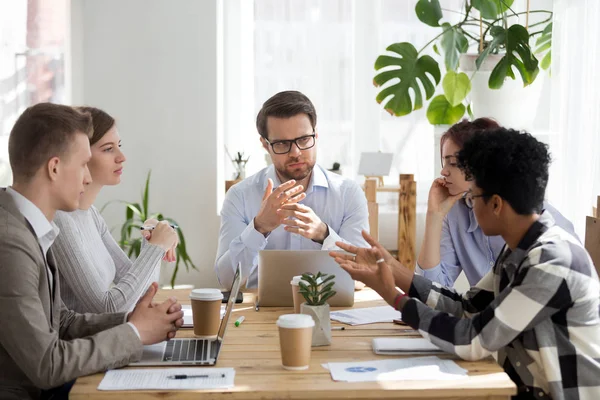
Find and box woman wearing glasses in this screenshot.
[416,118,575,287]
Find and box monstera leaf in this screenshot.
[488,24,539,89]
[426,95,465,125]
[415,0,442,27]
[442,71,471,107]
[374,42,441,117]
[440,23,468,70]
[535,22,552,71]
[472,0,515,19]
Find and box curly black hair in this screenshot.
[456,128,551,215]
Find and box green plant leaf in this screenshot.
[476,25,505,69]
[142,171,151,218]
[472,0,515,19]
[433,43,440,55]
[467,103,474,119]
[440,23,468,71]
[120,219,142,249]
[442,71,471,107]
[489,25,539,89]
[535,22,552,71]
[426,95,466,125]
[415,0,442,27]
[126,204,142,220]
[319,291,337,305]
[374,42,441,117]
[540,51,551,71]
[317,281,336,295]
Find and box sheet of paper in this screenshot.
[327,356,467,382]
[330,306,401,325]
[372,337,445,355]
[182,304,225,327]
[98,368,235,390]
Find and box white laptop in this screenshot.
[131,264,242,366]
[257,250,354,307]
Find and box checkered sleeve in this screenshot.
[402,242,576,361]
[408,267,496,318]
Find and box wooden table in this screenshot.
[70,289,516,399]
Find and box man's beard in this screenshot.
[276,159,315,182]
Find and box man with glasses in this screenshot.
[215,91,369,288]
[331,128,600,399]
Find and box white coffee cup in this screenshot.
[290,275,308,314]
[277,314,315,370]
[189,289,223,338]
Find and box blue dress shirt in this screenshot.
[415,200,577,287]
[214,164,369,288]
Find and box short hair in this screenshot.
[440,118,500,153]
[457,128,551,215]
[77,106,115,146]
[9,103,93,181]
[256,91,317,139]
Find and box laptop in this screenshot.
[257,250,354,307]
[131,264,242,366]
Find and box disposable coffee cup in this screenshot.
[277,314,314,370]
[189,289,223,339]
[290,275,307,314]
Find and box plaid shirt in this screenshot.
[402,212,600,400]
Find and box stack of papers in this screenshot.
[98,368,235,390]
[325,357,467,382]
[182,305,226,328]
[372,338,445,355]
[330,306,401,325]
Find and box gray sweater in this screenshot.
[52,206,165,313]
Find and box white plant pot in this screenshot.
[300,303,332,347]
[459,54,544,131]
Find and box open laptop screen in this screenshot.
[217,263,242,341]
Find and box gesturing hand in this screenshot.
[329,244,399,305]
[254,179,305,235]
[278,203,328,243]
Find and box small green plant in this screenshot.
[101,171,197,288]
[298,272,336,306]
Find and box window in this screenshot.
[0,0,69,186]
[223,0,462,200]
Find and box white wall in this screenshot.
[70,0,223,288]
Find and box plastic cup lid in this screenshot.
[189,288,223,301]
[277,314,315,329]
[290,275,323,285]
[290,275,308,285]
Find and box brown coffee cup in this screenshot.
[277,314,314,370]
[189,289,223,338]
[290,275,308,314]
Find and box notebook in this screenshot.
[372,338,445,355]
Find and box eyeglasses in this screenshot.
[463,191,489,209]
[265,134,316,155]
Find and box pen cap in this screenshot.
[189,288,223,301]
[277,314,314,329]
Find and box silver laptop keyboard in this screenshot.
[163,339,211,362]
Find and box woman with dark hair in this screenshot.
[52,107,179,313]
[416,118,575,287]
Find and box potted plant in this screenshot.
[298,272,336,347]
[374,0,552,128]
[225,147,250,180]
[101,171,197,288]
